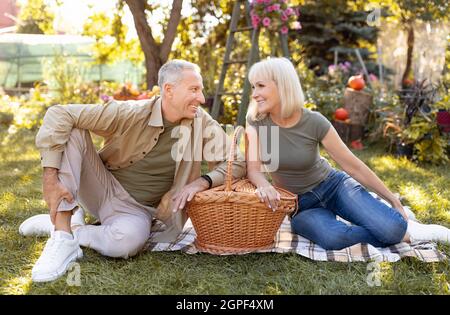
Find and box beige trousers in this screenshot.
[57,129,155,259]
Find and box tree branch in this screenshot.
[125,0,159,56]
[159,0,183,62]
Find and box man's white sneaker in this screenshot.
[31,231,83,282]
[407,220,450,244]
[19,214,54,237]
[19,208,85,237]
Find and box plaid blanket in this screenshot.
[146,194,447,263]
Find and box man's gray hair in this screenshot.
[158,60,201,96]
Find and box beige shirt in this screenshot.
[36,97,246,242]
[110,117,178,208]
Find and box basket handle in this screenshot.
[225,125,246,191]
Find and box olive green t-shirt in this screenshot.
[110,117,179,207]
[247,108,333,195]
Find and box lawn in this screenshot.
[0,127,449,295]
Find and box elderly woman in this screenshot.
[245,57,450,250]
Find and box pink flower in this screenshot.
[369,73,378,82]
[285,8,294,16]
[251,13,260,20]
[251,1,301,33]
[252,15,261,27]
[339,63,350,73]
[328,65,337,75]
[295,7,300,16]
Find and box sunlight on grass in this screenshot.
[432,271,450,294]
[369,156,433,178]
[379,262,394,288]
[265,282,282,295]
[399,184,433,214]
[0,191,17,214]
[370,156,405,172]
[19,175,33,186]
[2,276,32,295]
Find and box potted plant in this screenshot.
[381,80,449,163]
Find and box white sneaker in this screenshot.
[407,220,450,244]
[19,214,54,237]
[31,231,83,282]
[19,208,85,237]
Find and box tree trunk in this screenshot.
[401,22,414,89]
[125,0,183,88]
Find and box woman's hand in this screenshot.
[255,185,281,211]
[390,198,409,221]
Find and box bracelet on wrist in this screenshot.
[201,175,213,189]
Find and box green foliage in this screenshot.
[82,13,115,65]
[443,47,450,90]
[403,118,449,164]
[376,87,449,165]
[294,0,379,75]
[377,0,450,23]
[295,59,344,119]
[172,1,240,123]
[42,55,100,105]
[302,82,343,120]
[81,3,144,80]
[0,86,50,134]
[16,0,55,34]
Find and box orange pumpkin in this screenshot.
[334,108,349,121]
[348,74,365,90]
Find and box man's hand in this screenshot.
[390,198,409,221]
[172,177,210,213]
[43,168,75,224]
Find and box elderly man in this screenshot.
[19,60,246,282]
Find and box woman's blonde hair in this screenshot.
[246,57,304,121]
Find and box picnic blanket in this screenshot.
[146,194,447,263]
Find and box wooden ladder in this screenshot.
[210,0,260,126]
[211,0,291,125]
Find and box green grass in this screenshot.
[0,127,449,295]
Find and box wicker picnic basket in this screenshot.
[186,126,298,254]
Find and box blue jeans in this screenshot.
[291,169,408,250]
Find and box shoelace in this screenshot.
[36,238,65,265]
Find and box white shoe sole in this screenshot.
[32,248,83,283]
